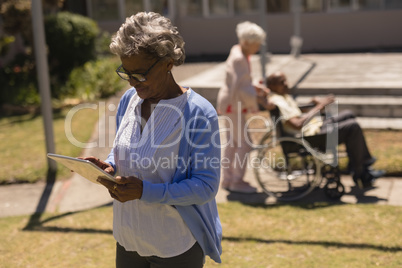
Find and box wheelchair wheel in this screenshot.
[253,137,322,201]
[324,178,345,200]
[322,165,345,200]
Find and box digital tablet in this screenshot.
[47,153,116,184]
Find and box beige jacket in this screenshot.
[217,45,258,114]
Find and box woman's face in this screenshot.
[241,41,261,56]
[120,54,172,102]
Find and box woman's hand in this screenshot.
[79,156,115,175]
[255,84,270,97]
[255,84,276,111]
[97,176,143,203]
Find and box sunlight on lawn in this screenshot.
[0,105,100,184]
[0,203,401,268]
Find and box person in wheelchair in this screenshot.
[265,71,383,188]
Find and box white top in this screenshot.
[112,89,196,257]
[270,93,322,136]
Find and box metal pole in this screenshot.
[291,0,303,58]
[293,0,301,37]
[202,0,209,17]
[118,0,125,23]
[144,0,151,12]
[31,0,57,172]
[168,0,176,22]
[259,0,267,80]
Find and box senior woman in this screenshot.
[217,21,270,193]
[83,12,222,267]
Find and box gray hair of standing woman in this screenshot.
[236,21,266,44]
[110,12,185,66]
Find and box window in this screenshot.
[178,0,203,16]
[209,0,231,16]
[302,0,323,12]
[150,0,170,16]
[267,0,291,13]
[384,0,402,9]
[91,0,119,20]
[328,0,353,11]
[329,0,352,7]
[356,0,382,10]
[62,0,87,16]
[234,0,259,14]
[125,0,143,18]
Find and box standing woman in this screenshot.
[84,12,222,267]
[217,21,269,193]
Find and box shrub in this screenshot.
[95,31,113,57]
[64,57,125,101]
[0,53,39,106]
[0,0,32,43]
[45,11,100,94]
[0,11,118,108]
[0,35,15,57]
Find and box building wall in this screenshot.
[173,9,402,56]
[95,9,402,56]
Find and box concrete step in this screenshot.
[356,117,402,130]
[181,53,402,129]
[294,87,402,96]
[190,87,402,119]
[295,53,402,97]
[295,95,402,118]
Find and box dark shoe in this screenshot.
[353,175,375,189]
[353,168,383,189]
[363,157,377,167]
[367,168,385,179]
[361,179,375,188]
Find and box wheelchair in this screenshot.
[253,106,346,202]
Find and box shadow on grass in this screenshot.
[22,202,113,234]
[19,169,399,254]
[22,167,55,231]
[226,184,388,209]
[0,107,65,127]
[22,167,113,234]
[223,236,402,253]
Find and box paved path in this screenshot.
[1,53,402,218]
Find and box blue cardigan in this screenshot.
[106,88,222,263]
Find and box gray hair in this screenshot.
[110,12,185,66]
[236,21,266,44]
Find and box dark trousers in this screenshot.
[317,110,373,174]
[116,242,204,268]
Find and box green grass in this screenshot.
[0,104,100,184]
[364,129,402,176]
[336,129,402,176]
[0,107,401,185]
[0,202,401,267]
[215,202,402,267]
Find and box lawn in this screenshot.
[0,202,401,267]
[0,103,101,184]
[363,129,402,176]
[0,104,401,267]
[0,106,401,185]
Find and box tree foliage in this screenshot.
[45,11,100,92]
[0,0,32,44]
[0,2,118,109]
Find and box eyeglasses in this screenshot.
[116,58,161,82]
